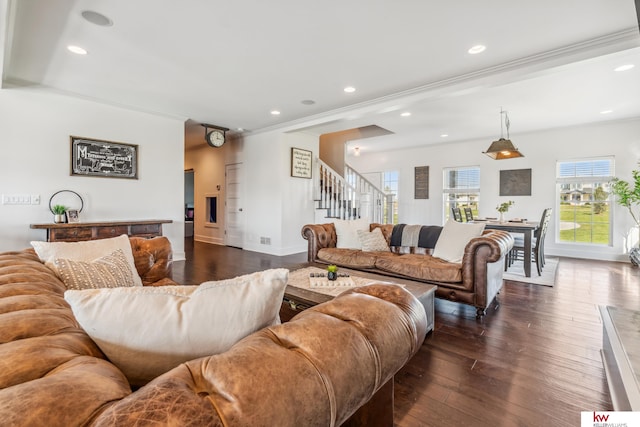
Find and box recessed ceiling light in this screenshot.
[81,10,113,27]
[301,99,316,105]
[67,45,88,55]
[344,86,356,93]
[614,64,635,72]
[236,127,244,132]
[468,45,486,54]
[270,110,281,115]
[400,112,411,117]
[440,134,449,138]
[600,110,613,114]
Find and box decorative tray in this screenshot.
[309,272,355,288]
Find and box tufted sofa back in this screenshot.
[0,237,427,426]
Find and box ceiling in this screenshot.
[2,0,640,152]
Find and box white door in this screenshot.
[225,163,244,248]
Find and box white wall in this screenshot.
[240,130,317,255]
[348,118,640,262]
[0,88,186,259]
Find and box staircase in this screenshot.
[314,159,393,223]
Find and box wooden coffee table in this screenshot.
[281,264,436,333]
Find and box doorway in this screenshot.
[184,169,194,238]
[225,163,244,248]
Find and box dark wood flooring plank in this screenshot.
[176,239,640,427]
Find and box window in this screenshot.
[383,171,399,224]
[443,166,480,220]
[556,158,613,245]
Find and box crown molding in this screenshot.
[247,28,640,137]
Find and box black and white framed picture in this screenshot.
[291,147,312,179]
[71,136,138,179]
[66,209,80,223]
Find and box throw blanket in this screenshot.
[390,224,442,248]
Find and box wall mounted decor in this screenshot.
[291,147,312,178]
[500,168,532,196]
[71,136,138,179]
[414,166,429,199]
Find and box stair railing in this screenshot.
[345,163,393,224]
[315,159,360,220]
[313,159,393,223]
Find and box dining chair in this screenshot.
[508,208,552,275]
[463,207,474,222]
[451,207,463,222]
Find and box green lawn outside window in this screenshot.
[559,203,610,244]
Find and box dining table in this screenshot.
[472,220,540,277]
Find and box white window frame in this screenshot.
[555,157,614,246]
[442,166,480,221]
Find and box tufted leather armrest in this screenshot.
[463,229,514,265]
[91,284,428,426]
[301,223,337,262]
[129,237,179,286]
[460,229,514,292]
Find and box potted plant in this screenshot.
[52,205,68,223]
[327,264,338,281]
[496,200,514,223]
[610,163,640,266]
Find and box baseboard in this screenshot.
[194,235,224,245]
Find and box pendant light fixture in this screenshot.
[483,109,524,159]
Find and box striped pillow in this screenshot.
[48,249,137,290]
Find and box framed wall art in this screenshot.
[414,166,429,199]
[291,147,312,179]
[500,168,531,196]
[71,136,138,179]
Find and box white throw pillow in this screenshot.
[31,234,143,287]
[357,228,390,252]
[64,268,289,386]
[334,218,370,249]
[48,249,137,290]
[432,219,485,263]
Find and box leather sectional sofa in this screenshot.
[302,222,514,317]
[0,237,427,426]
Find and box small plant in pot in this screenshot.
[496,200,514,222]
[610,163,640,266]
[52,205,68,223]
[327,264,338,281]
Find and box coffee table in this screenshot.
[281,264,436,333]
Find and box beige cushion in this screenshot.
[357,228,390,252]
[432,219,485,263]
[48,249,137,290]
[334,218,369,249]
[64,268,289,386]
[31,234,142,287]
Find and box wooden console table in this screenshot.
[30,219,172,242]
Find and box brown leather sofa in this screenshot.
[0,236,427,426]
[302,223,514,317]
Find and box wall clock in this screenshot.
[201,123,230,148]
[206,129,225,147]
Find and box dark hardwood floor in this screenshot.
[173,239,640,427]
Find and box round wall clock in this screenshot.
[206,129,225,147]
